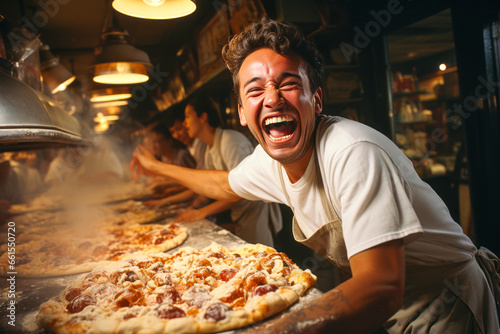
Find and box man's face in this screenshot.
[183,105,203,139]
[237,48,322,165]
[169,120,191,146]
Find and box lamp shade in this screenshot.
[92,100,129,109]
[112,0,196,20]
[40,44,76,94]
[90,27,152,84]
[88,83,132,102]
[0,70,90,151]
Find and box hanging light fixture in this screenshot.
[90,25,153,85]
[112,0,196,20]
[40,44,76,94]
[93,112,120,123]
[88,83,132,103]
[92,100,129,109]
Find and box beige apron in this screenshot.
[277,115,500,333]
[277,147,350,274]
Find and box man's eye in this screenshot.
[246,88,263,96]
[280,82,299,90]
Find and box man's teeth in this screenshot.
[265,116,294,126]
[269,134,292,141]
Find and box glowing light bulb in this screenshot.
[143,0,165,6]
[439,63,447,71]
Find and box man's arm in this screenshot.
[147,177,181,194]
[130,145,240,202]
[144,189,195,208]
[175,199,241,223]
[238,239,405,334]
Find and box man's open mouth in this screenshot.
[263,115,297,142]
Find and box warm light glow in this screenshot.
[94,73,149,84]
[143,0,165,6]
[40,44,76,95]
[439,63,447,71]
[112,0,196,20]
[93,112,120,123]
[92,100,129,109]
[90,93,132,102]
[104,106,125,115]
[94,121,110,133]
[88,86,132,104]
[93,62,149,84]
[52,75,76,94]
[94,112,122,133]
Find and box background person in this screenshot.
[144,107,208,209]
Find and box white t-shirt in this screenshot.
[229,116,476,264]
[204,128,254,171]
[188,138,207,170]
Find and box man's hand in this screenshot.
[131,148,239,202]
[130,145,159,181]
[143,198,169,208]
[174,208,206,223]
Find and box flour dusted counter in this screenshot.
[0,219,321,334]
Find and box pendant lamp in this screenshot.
[40,44,76,94]
[112,0,196,20]
[92,100,129,109]
[88,82,132,103]
[90,26,153,84]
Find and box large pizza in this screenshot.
[1,195,186,277]
[37,242,317,333]
[0,221,188,277]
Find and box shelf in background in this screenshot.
[392,90,431,98]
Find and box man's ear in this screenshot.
[238,104,247,126]
[314,87,323,114]
[200,112,208,124]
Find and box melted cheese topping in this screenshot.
[37,243,317,333]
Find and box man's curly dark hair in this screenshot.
[222,18,324,103]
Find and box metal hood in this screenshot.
[0,71,91,152]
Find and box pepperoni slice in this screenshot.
[158,305,186,319]
[114,286,144,308]
[204,303,231,321]
[66,294,95,313]
[64,287,84,302]
[156,287,181,304]
[254,284,278,296]
[219,268,238,282]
